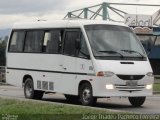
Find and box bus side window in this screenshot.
[9,31,25,52]
[43,30,61,54]
[24,31,44,53]
[43,32,51,52]
[63,31,79,56]
[77,33,90,59]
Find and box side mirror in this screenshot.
[75,38,81,49]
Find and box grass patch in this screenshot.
[0,97,129,120]
[153,83,160,92]
[0,98,108,114]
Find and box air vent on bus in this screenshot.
[37,80,41,89]
[42,81,48,90]
[49,82,54,91]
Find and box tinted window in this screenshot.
[155,36,160,46]
[43,31,61,53]
[138,35,155,54]
[85,25,146,60]
[64,31,79,56]
[9,31,25,52]
[78,33,90,58]
[24,31,44,52]
[149,36,160,59]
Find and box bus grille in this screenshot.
[116,75,145,80]
[115,84,145,92]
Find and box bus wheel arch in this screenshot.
[22,74,33,87]
[23,75,44,100]
[78,80,97,106]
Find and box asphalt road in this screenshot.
[0,85,160,114]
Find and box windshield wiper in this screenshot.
[98,50,124,58]
[120,50,145,58]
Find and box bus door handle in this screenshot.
[63,67,67,70]
[59,65,67,70]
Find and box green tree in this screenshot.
[0,36,7,66]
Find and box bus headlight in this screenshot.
[146,84,152,90]
[106,84,114,89]
[146,72,154,77]
[97,71,114,77]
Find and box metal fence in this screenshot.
[0,66,5,82]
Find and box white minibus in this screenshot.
[6,20,154,106]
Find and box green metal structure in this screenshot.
[64,2,160,26]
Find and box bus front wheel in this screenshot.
[128,97,146,107]
[79,82,97,106]
[24,78,44,100]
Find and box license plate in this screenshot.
[126,81,137,86]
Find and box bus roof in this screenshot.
[12,20,128,29]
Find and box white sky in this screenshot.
[0,0,159,29]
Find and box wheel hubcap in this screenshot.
[82,88,91,103]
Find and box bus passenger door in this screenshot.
[61,29,80,95]
[75,32,94,91]
[42,30,64,92]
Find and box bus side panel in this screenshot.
[6,69,25,87]
[75,57,95,95]
[6,53,63,89]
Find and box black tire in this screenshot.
[79,82,97,106]
[64,94,79,103]
[24,78,44,100]
[128,97,146,107]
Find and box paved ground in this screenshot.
[0,85,160,114]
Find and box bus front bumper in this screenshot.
[90,75,154,97]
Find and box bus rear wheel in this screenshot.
[79,82,97,106]
[128,97,146,107]
[24,78,44,100]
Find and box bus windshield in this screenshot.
[85,25,146,60]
